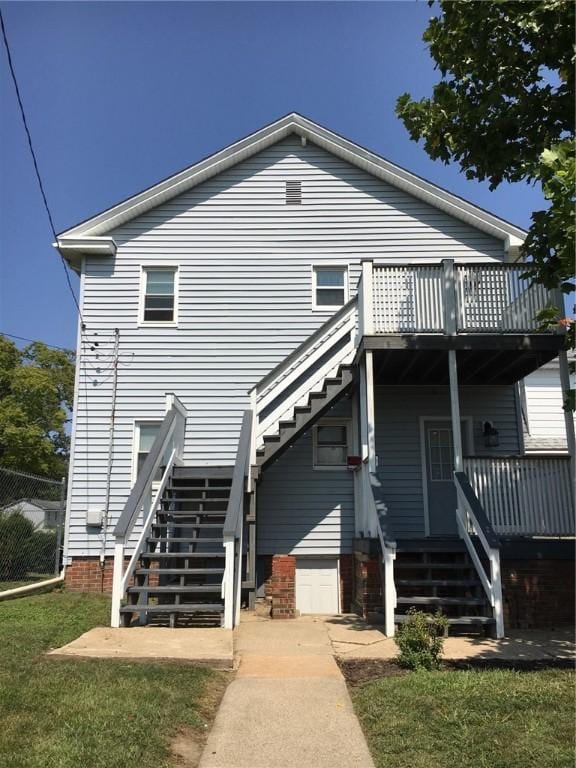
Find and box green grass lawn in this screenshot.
[0,592,225,768]
[352,668,575,768]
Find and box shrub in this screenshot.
[0,511,35,580]
[395,608,449,670]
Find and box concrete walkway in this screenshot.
[199,616,375,768]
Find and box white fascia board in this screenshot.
[54,236,117,272]
[57,112,527,248]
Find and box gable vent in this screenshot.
[285,180,302,205]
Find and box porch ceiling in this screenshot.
[371,346,560,386]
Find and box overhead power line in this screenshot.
[0,331,73,352]
[0,8,83,321]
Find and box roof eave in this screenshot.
[57,112,527,249]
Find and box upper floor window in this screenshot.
[140,267,178,324]
[312,266,348,310]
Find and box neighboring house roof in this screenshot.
[55,112,527,271]
[1,498,63,513]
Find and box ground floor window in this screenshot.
[313,421,349,469]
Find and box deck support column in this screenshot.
[558,349,576,483]
[359,351,376,471]
[448,349,463,473]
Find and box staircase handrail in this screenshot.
[454,470,504,638]
[110,394,187,628]
[251,297,358,396]
[252,301,357,451]
[222,409,253,629]
[362,467,396,636]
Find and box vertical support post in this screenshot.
[351,388,363,536]
[448,349,463,473]
[223,536,235,629]
[489,549,505,638]
[383,546,396,637]
[442,259,457,335]
[54,476,66,575]
[361,259,374,335]
[558,350,576,482]
[248,390,257,485]
[111,538,125,628]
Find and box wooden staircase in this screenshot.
[256,363,354,468]
[120,467,231,627]
[393,539,495,636]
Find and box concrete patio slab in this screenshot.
[324,616,576,662]
[236,614,333,657]
[47,626,234,668]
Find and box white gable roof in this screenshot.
[56,113,526,261]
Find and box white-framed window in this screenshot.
[139,266,178,325]
[313,420,350,470]
[312,266,348,311]
[133,421,162,482]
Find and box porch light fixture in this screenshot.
[483,421,500,448]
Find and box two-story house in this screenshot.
[56,114,575,637]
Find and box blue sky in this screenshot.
[0,1,546,351]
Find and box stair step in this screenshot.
[147,537,224,544]
[172,466,233,479]
[160,511,227,517]
[120,604,224,614]
[162,497,230,504]
[165,486,231,492]
[152,523,224,529]
[127,585,222,594]
[396,596,485,606]
[395,614,494,626]
[395,562,474,570]
[141,552,225,559]
[396,579,479,587]
[135,568,225,575]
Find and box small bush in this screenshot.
[0,512,36,579]
[396,608,449,670]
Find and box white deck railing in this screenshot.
[366,261,555,335]
[463,456,575,537]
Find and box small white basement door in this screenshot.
[295,559,339,614]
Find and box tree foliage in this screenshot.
[0,336,75,477]
[396,0,575,294]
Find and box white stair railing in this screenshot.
[454,471,504,638]
[110,394,187,628]
[362,465,397,637]
[250,299,357,460]
[222,409,253,629]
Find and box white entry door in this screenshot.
[295,559,339,614]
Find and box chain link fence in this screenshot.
[0,467,66,593]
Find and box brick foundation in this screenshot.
[262,555,297,618]
[339,554,353,613]
[65,557,116,593]
[502,559,575,629]
[352,545,382,619]
[350,541,576,630]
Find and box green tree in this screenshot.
[0,336,75,477]
[396,0,575,295]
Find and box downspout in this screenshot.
[100,328,120,566]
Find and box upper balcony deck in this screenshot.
[356,260,565,384]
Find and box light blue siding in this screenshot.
[374,385,521,538]
[66,135,506,558]
[257,398,354,555]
